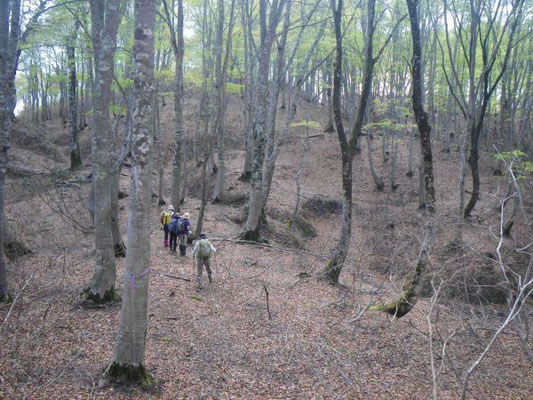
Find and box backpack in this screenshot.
[197,239,211,257]
[177,219,186,234]
[169,217,180,234]
[162,212,172,226]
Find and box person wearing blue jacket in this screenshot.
[168,213,181,253]
[178,212,191,256]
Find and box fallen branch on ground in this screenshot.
[1,271,36,333]
[151,269,191,282]
[7,162,49,175]
[263,284,272,321]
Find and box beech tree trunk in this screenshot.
[59,79,66,125]
[67,21,82,171]
[0,0,21,302]
[212,0,236,203]
[108,0,156,383]
[111,104,126,257]
[239,0,255,182]
[261,2,325,216]
[163,0,186,212]
[193,141,213,239]
[323,0,352,283]
[0,1,11,301]
[408,0,435,212]
[375,0,437,319]
[85,0,122,303]
[260,0,293,212]
[366,131,384,191]
[240,0,286,241]
[324,69,335,132]
[323,0,397,283]
[111,170,126,257]
[79,47,86,130]
[211,0,226,202]
[155,88,165,207]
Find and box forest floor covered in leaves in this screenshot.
[1,93,532,399]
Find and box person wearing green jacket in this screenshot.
[192,233,216,290]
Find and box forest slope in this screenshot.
[1,92,532,399]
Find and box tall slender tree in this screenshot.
[212,0,236,203]
[373,0,436,318]
[323,0,404,284]
[107,0,156,383]
[163,0,186,211]
[322,0,351,283]
[84,0,123,303]
[67,20,82,171]
[239,0,254,182]
[240,0,287,240]
[440,0,526,220]
[0,0,21,302]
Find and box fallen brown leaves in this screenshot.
[1,98,532,399]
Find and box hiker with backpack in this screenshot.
[160,205,174,248]
[177,212,191,256]
[192,233,216,290]
[168,212,181,253]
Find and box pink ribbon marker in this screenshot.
[124,268,151,294]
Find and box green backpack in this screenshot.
[197,239,211,257]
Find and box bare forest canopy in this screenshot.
[1,0,532,398]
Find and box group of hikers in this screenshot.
[160,205,217,290]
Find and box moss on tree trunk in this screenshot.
[0,293,13,304]
[4,239,31,261]
[105,362,155,388]
[322,260,342,285]
[240,226,261,242]
[370,260,423,319]
[82,286,120,304]
[114,242,126,258]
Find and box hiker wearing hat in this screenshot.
[192,233,216,290]
[178,212,191,256]
[160,205,174,248]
